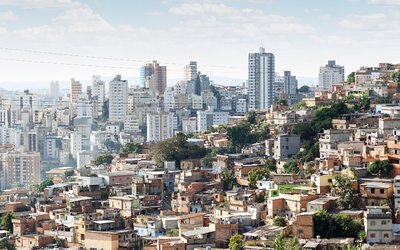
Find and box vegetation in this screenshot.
[293,102,349,141]
[103,139,121,152]
[392,71,400,83]
[264,159,277,172]
[298,85,310,93]
[54,237,65,247]
[119,142,142,154]
[222,168,237,191]
[64,170,75,179]
[202,148,231,168]
[0,213,13,233]
[166,228,179,237]
[229,234,244,250]
[293,142,319,162]
[151,133,208,167]
[94,154,114,165]
[36,179,54,192]
[368,160,392,178]
[0,239,16,250]
[347,72,355,84]
[247,110,257,124]
[283,161,299,174]
[331,174,356,209]
[226,120,269,153]
[247,167,270,189]
[314,210,363,239]
[272,216,287,227]
[274,232,302,250]
[101,190,110,200]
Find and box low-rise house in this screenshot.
[360,181,393,207]
[364,206,393,244]
[85,229,138,250]
[294,212,315,239]
[306,196,338,212]
[98,171,135,186]
[302,238,354,250]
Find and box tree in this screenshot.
[368,160,392,177]
[151,133,208,167]
[119,142,142,154]
[222,168,237,191]
[101,190,110,200]
[264,159,277,172]
[166,228,179,237]
[247,167,270,189]
[64,170,75,179]
[247,110,257,125]
[273,216,287,227]
[0,239,16,250]
[0,213,13,233]
[94,154,114,165]
[36,179,54,192]
[298,85,310,93]
[392,71,400,83]
[331,174,356,209]
[283,161,299,174]
[229,234,243,250]
[277,99,288,106]
[274,233,302,250]
[54,237,65,247]
[314,210,363,238]
[103,139,121,152]
[347,72,355,84]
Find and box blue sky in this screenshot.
[0,0,399,88]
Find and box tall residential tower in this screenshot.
[109,75,128,122]
[248,47,275,110]
[319,60,345,91]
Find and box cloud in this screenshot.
[304,8,320,13]
[0,11,18,21]
[170,3,235,16]
[368,0,400,5]
[339,12,399,30]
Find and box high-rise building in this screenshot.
[248,47,275,110]
[50,81,60,98]
[3,151,41,188]
[146,112,175,142]
[283,71,298,95]
[184,61,198,82]
[92,75,105,104]
[109,75,128,122]
[319,60,345,91]
[70,78,82,106]
[142,61,167,94]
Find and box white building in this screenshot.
[92,75,105,104]
[283,71,298,95]
[273,134,301,160]
[70,132,82,160]
[124,115,141,133]
[50,81,60,98]
[236,99,247,114]
[77,151,92,169]
[163,87,175,112]
[191,95,203,110]
[319,60,344,91]
[364,206,392,244]
[248,47,275,110]
[146,112,175,142]
[196,110,229,131]
[182,117,197,133]
[319,129,352,159]
[76,94,93,118]
[109,75,128,122]
[184,61,198,82]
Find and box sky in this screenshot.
[0,0,399,89]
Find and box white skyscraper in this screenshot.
[109,75,128,122]
[92,75,105,104]
[248,47,275,110]
[283,71,298,95]
[319,60,345,91]
[50,81,60,98]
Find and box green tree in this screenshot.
[314,210,363,238]
[222,168,237,191]
[368,160,392,177]
[94,154,114,165]
[101,190,110,200]
[229,234,243,250]
[331,174,356,209]
[392,71,400,83]
[103,139,121,152]
[64,170,75,179]
[36,179,54,192]
[166,228,179,237]
[0,239,16,250]
[283,161,299,174]
[274,233,302,250]
[0,213,13,233]
[247,110,257,124]
[247,167,270,189]
[151,133,208,167]
[272,216,287,227]
[298,85,310,93]
[264,159,277,172]
[119,142,142,154]
[54,237,65,247]
[347,72,355,84]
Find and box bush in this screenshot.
[273,216,287,227]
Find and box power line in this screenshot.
[0,47,247,69]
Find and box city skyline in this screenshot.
[0,0,399,87]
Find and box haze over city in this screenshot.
[0,0,399,88]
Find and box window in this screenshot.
[382,220,387,225]
[384,233,389,238]
[328,179,332,183]
[370,221,376,226]
[298,229,304,234]
[380,189,385,194]
[370,233,376,238]
[371,188,375,193]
